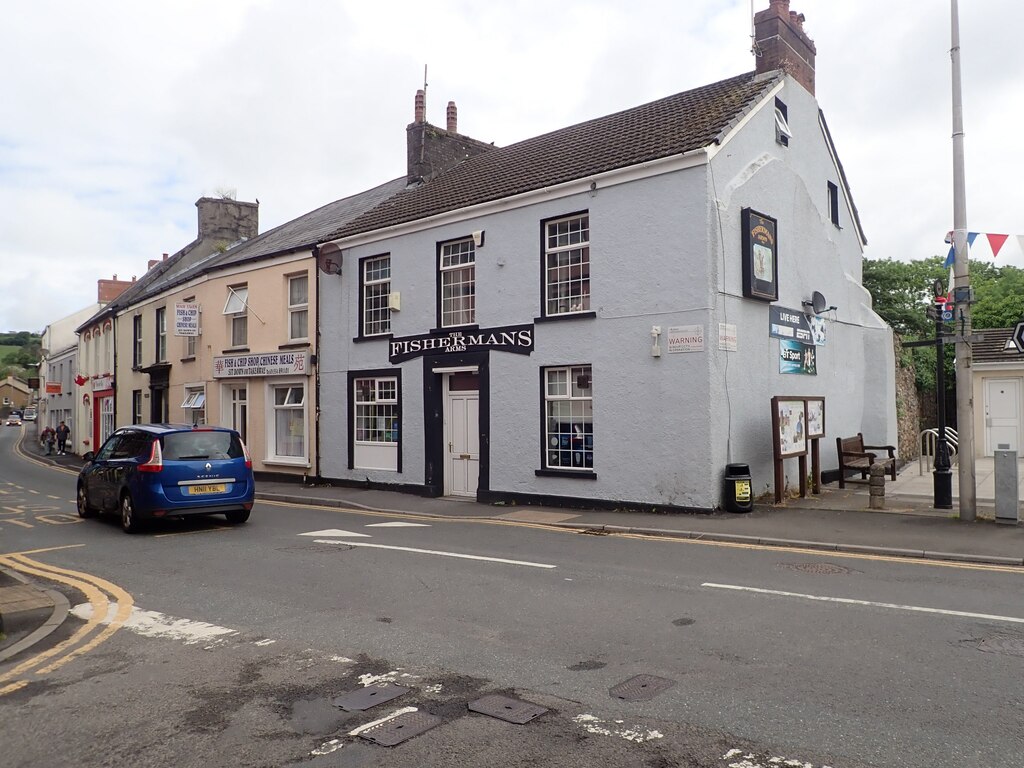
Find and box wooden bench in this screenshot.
[836,433,896,488]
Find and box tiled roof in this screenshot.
[972,327,1024,364]
[323,71,781,242]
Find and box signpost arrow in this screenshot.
[1013,321,1024,353]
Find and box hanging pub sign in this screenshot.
[389,323,534,364]
[779,339,817,375]
[769,305,813,343]
[741,208,778,301]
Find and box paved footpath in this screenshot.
[5,424,1024,661]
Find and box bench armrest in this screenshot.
[840,450,875,460]
[863,444,896,456]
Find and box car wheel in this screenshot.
[76,484,97,518]
[224,509,250,525]
[121,493,142,534]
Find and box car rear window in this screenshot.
[161,431,243,461]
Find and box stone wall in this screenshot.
[893,335,921,460]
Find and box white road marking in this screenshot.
[358,670,419,687]
[299,528,371,537]
[573,714,664,743]
[721,748,832,768]
[314,539,557,569]
[347,706,419,736]
[703,582,1024,625]
[310,738,344,756]
[365,521,430,528]
[71,603,240,645]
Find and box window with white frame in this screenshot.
[270,382,305,460]
[440,238,475,327]
[183,296,197,358]
[544,214,590,316]
[155,308,167,362]
[227,384,247,444]
[223,285,248,347]
[131,390,143,425]
[353,376,399,470]
[181,386,206,426]
[543,364,593,470]
[288,274,309,341]
[361,255,391,336]
[132,315,143,368]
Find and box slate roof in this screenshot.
[972,327,1024,364]
[322,71,782,243]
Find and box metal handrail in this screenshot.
[918,427,959,475]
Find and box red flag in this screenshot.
[986,233,1009,257]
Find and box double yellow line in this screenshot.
[0,546,133,696]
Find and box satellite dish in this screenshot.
[316,243,343,275]
[810,291,827,315]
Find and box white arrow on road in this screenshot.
[365,521,430,528]
[298,529,371,538]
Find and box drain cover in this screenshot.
[359,710,442,746]
[469,694,548,724]
[332,684,410,711]
[609,674,676,702]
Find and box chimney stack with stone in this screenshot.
[753,0,816,95]
[446,101,458,133]
[406,91,495,185]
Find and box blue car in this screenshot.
[77,424,255,533]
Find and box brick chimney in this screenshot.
[406,91,495,185]
[754,0,816,95]
[97,274,135,304]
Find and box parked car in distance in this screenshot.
[5,415,22,426]
[77,424,254,533]
[22,408,37,421]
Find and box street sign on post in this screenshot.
[1012,321,1024,353]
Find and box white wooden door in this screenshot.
[445,390,479,497]
[985,378,1021,455]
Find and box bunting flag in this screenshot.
[943,230,1021,267]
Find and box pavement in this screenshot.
[4,422,1024,662]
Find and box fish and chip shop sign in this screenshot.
[174,303,200,337]
[213,351,309,378]
[389,323,534,363]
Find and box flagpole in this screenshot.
[951,0,976,522]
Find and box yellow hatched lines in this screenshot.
[0,549,134,696]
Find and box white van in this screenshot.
[22,408,37,422]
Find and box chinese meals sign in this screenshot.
[174,303,200,337]
[213,351,309,378]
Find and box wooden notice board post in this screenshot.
[771,396,809,503]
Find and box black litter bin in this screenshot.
[723,463,752,513]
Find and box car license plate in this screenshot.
[187,484,227,495]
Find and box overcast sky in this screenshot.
[2,0,1022,332]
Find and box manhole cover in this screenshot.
[609,674,676,702]
[468,694,548,724]
[780,562,853,575]
[332,684,410,711]
[359,710,442,746]
[977,636,1024,656]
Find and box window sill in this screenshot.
[222,347,250,354]
[263,458,311,468]
[534,311,597,324]
[180,356,196,363]
[535,468,597,479]
[279,341,310,350]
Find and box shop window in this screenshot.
[543,364,593,470]
[439,238,475,327]
[361,255,391,337]
[270,382,305,460]
[544,214,590,316]
[181,386,206,426]
[352,376,399,471]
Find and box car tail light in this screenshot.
[138,439,164,473]
[241,440,252,469]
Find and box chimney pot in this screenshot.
[163,253,168,260]
[414,89,426,123]
[754,2,816,95]
[446,101,458,133]
[148,259,158,270]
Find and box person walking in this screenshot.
[40,425,56,456]
[55,421,70,456]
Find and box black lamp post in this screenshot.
[932,279,953,509]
